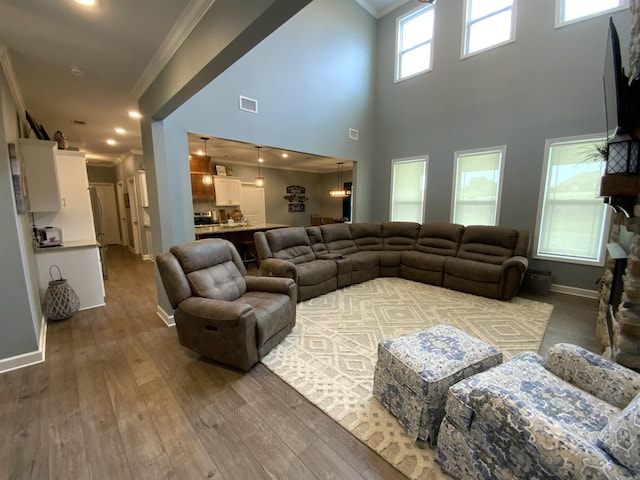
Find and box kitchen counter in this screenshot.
[195,223,288,238]
[34,239,100,253]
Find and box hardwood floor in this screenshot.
[1,246,599,480]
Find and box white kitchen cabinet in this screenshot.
[214,177,242,206]
[19,139,61,212]
[34,150,96,242]
[35,242,105,311]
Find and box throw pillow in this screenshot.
[597,392,640,472]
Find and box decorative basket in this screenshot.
[43,265,80,321]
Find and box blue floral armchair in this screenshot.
[436,343,640,479]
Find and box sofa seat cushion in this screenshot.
[344,251,380,271]
[401,250,446,272]
[446,352,621,443]
[445,257,501,283]
[238,291,293,347]
[296,259,337,286]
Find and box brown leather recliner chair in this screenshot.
[156,238,297,371]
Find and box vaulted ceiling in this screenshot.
[0,0,409,169]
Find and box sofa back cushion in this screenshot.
[265,227,316,264]
[321,223,359,255]
[382,222,420,250]
[597,392,640,471]
[170,238,247,301]
[457,226,518,265]
[415,222,464,256]
[306,226,329,256]
[350,223,383,250]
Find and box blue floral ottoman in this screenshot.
[372,324,502,446]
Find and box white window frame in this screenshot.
[390,156,428,222]
[461,0,517,59]
[451,145,506,226]
[395,5,435,83]
[533,134,610,266]
[555,0,629,28]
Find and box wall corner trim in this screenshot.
[157,304,175,327]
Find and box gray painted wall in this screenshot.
[87,164,117,183]
[372,1,632,291]
[213,163,352,226]
[0,66,41,359]
[145,0,376,313]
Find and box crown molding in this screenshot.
[354,0,410,18]
[130,0,216,102]
[0,45,26,119]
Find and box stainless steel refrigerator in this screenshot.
[89,186,108,279]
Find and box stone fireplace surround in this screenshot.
[596,1,640,369]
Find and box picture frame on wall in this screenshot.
[215,164,227,176]
[8,143,29,213]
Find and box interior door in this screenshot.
[127,177,141,254]
[116,181,128,246]
[240,183,266,224]
[90,183,120,245]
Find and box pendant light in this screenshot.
[328,162,351,197]
[255,146,265,188]
[201,136,213,186]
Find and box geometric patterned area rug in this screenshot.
[261,277,553,480]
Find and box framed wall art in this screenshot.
[8,142,29,213]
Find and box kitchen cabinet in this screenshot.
[33,150,96,242]
[35,241,105,310]
[214,177,242,206]
[190,174,214,200]
[19,139,61,212]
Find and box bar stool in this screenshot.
[238,241,258,268]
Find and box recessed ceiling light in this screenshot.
[114,127,125,134]
[106,139,116,145]
[74,0,96,6]
[127,110,142,119]
[69,65,86,77]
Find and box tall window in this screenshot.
[396,5,435,82]
[390,157,427,222]
[452,146,505,226]
[462,0,516,58]
[556,0,629,27]
[535,135,609,265]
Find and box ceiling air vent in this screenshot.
[349,128,359,140]
[239,95,258,114]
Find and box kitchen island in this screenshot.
[194,222,288,239]
[195,223,289,266]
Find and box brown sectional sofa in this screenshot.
[254,222,530,302]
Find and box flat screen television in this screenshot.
[604,18,640,142]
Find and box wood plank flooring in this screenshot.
[0,246,599,480]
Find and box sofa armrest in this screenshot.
[245,275,297,300]
[468,384,624,480]
[178,296,253,325]
[502,255,528,272]
[499,255,528,300]
[259,258,297,281]
[545,343,640,409]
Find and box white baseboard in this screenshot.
[0,315,47,374]
[157,304,175,327]
[142,254,154,262]
[550,284,599,299]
